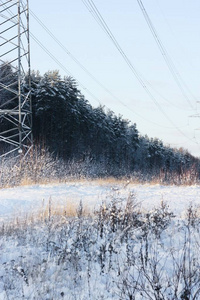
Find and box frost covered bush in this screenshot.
[0,147,84,188]
[1,194,200,299]
[0,148,60,188]
[144,200,175,239]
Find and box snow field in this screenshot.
[0,181,200,220]
[0,182,200,299]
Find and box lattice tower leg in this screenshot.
[0,0,32,158]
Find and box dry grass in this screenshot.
[0,199,92,233]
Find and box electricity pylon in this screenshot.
[0,0,32,158]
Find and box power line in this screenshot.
[21,3,195,117]
[82,0,196,143]
[137,0,195,110]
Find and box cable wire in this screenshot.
[137,0,195,109]
[82,0,196,143]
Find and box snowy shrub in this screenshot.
[144,200,175,239]
[0,148,59,188]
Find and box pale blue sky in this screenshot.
[29,0,200,157]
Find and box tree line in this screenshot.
[0,62,199,181]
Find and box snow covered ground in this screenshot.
[0,181,200,222]
[1,182,200,299]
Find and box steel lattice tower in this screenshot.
[0,0,32,157]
